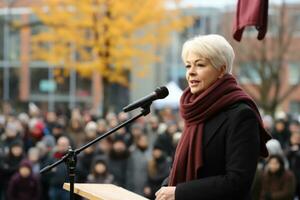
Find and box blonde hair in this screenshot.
[181,34,235,74]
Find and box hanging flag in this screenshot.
[233,0,268,41]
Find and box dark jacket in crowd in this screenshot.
[0,142,24,189]
[260,170,295,200]
[154,132,174,158]
[77,150,96,183]
[107,148,130,188]
[286,144,300,198]
[126,146,151,195]
[6,160,40,200]
[48,152,69,188]
[87,156,114,184]
[39,152,53,200]
[271,121,291,150]
[146,153,171,200]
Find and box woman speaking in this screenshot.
[155,34,272,200]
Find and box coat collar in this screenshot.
[204,111,227,147]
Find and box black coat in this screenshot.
[173,102,261,200]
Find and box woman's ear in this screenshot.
[218,65,226,79]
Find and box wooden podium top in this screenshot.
[63,183,149,200]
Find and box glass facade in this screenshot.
[289,62,300,85]
[0,10,94,111]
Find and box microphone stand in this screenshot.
[40,105,151,200]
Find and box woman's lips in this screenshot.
[189,80,200,87]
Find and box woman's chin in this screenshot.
[190,87,202,95]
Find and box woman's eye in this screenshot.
[185,65,191,69]
[197,63,204,67]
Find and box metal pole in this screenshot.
[69,44,76,109]
[69,69,76,109]
[3,1,12,101]
[48,67,55,111]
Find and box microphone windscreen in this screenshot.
[155,86,169,99]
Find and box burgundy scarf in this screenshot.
[168,74,271,186]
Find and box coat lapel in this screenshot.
[203,112,227,147]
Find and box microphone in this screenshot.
[123,86,169,112]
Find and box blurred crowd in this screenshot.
[0,103,299,200]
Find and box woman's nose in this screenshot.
[188,66,196,76]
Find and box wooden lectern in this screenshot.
[63,183,149,200]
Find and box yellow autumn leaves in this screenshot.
[31,0,191,86]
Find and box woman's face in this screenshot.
[11,146,23,157]
[185,52,224,95]
[268,158,280,173]
[19,166,31,178]
[95,163,106,174]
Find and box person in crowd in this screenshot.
[107,138,130,188]
[27,147,41,175]
[114,127,132,148]
[97,119,108,136]
[96,137,113,156]
[129,123,145,147]
[51,123,66,142]
[0,122,22,155]
[44,112,58,135]
[84,121,98,142]
[262,115,274,133]
[288,120,300,135]
[0,141,25,199]
[68,116,85,148]
[0,115,6,137]
[28,119,45,144]
[155,34,271,200]
[36,141,53,200]
[18,112,32,152]
[259,155,295,200]
[266,139,289,169]
[272,119,291,150]
[86,156,114,184]
[286,132,300,199]
[6,159,40,200]
[146,115,161,151]
[154,121,178,159]
[144,142,171,200]
[48,136,70,200]
[126,134,151,195]
[77,143,97,183]
[159,108,176,124]
[118,112,131,133]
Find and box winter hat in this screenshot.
[20,159,33,169]
[153,141,164,151]
[10,140,24,149]
[85,121,98,133]
[266,139,284,156]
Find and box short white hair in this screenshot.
[181,34,235,74]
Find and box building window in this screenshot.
[289,62,300,85]
[238,62,262,84]
[30,67,70,95]
[0,67,19,100]
[289,12,300,34]
[30,67,49,95]
[76,75,91,98]
[290,101,300,115]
